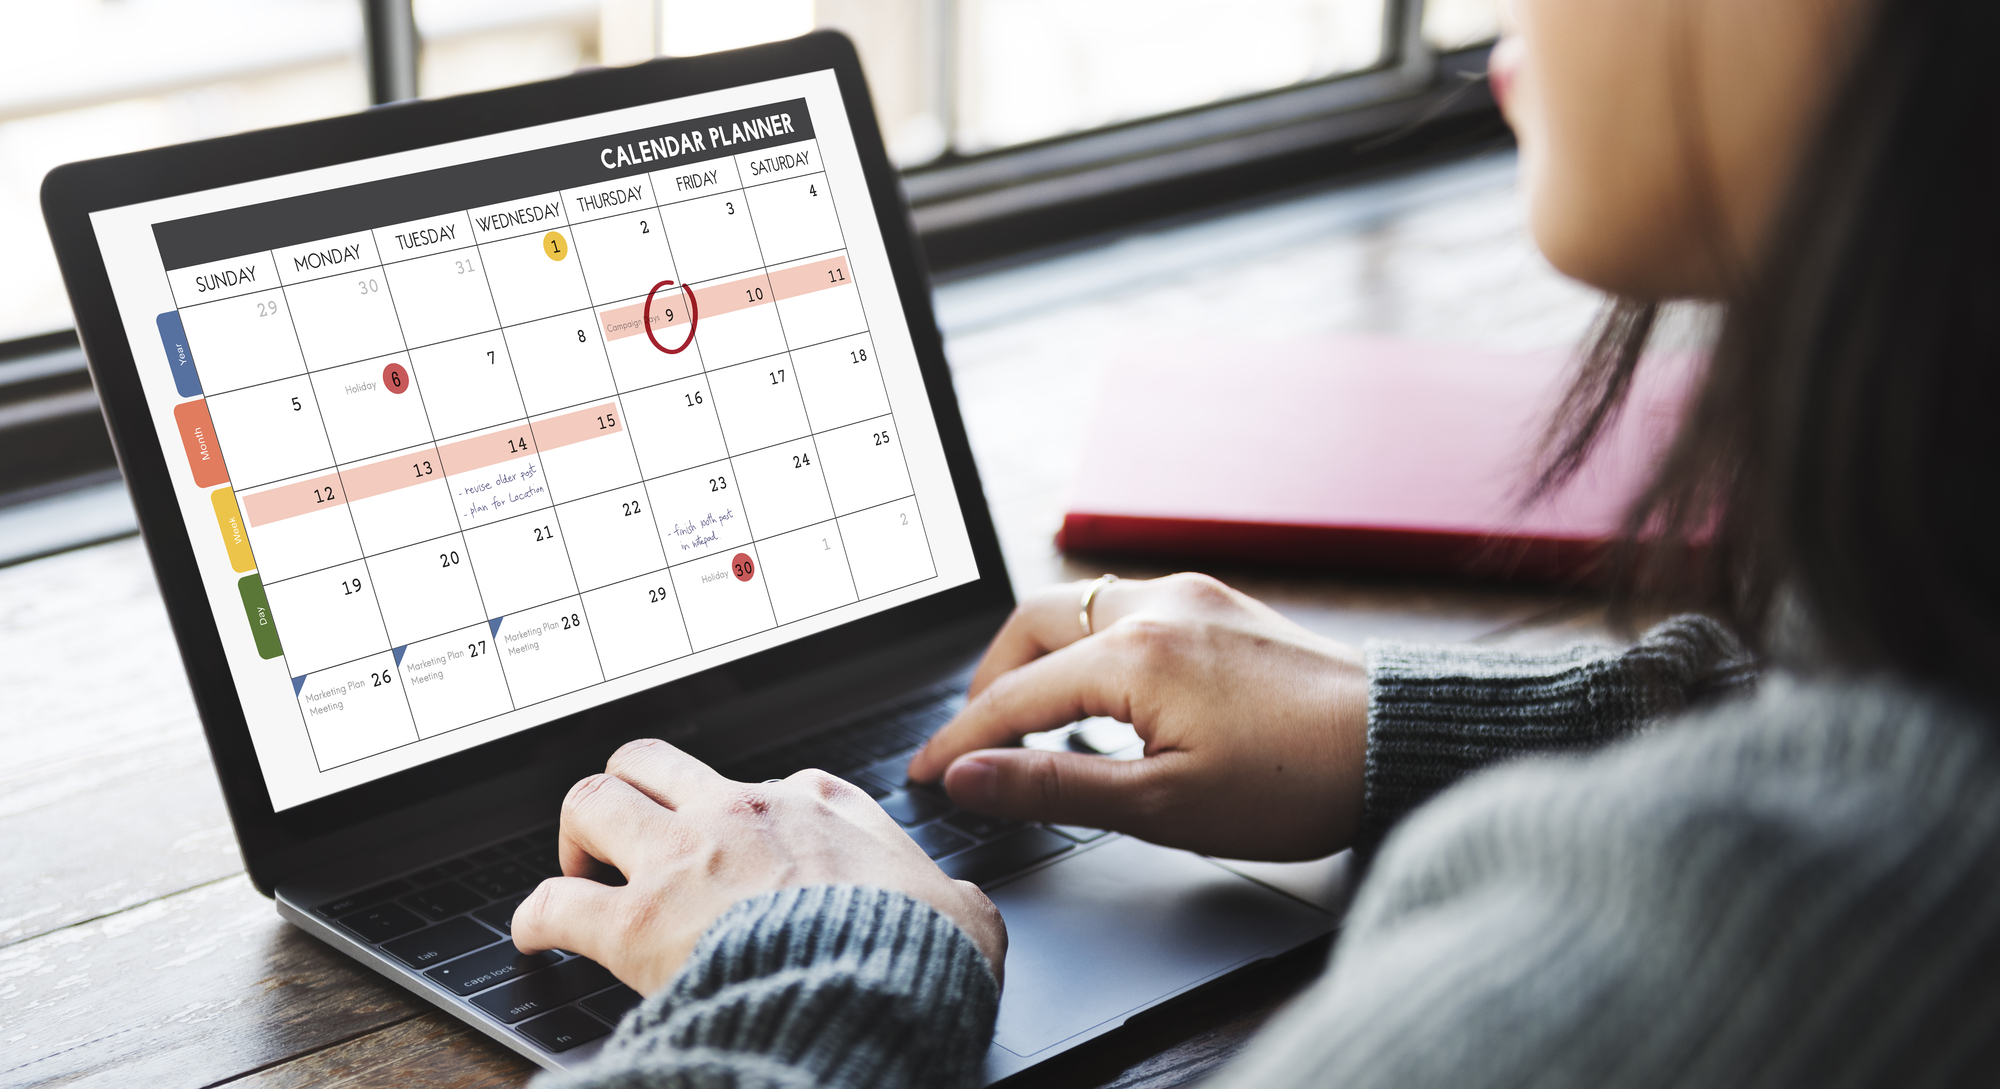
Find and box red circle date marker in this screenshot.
[382,362,409,395]
[731,553,756,582]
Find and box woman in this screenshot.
[514,0,2000,1082]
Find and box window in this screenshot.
[949,0,1389,157]
[1423,0,1505,52]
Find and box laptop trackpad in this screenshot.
[985,835,1335,1059]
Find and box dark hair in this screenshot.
[1540,0,2000,703]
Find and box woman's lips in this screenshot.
[1488,35,1524,113]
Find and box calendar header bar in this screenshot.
[152,99,815,271]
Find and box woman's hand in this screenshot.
[512,738,1006,995]
[907,573,1369,861]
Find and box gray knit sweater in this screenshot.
[548,617,2000,1087]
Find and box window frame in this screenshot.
[905,0,1503,269]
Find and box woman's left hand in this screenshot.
[511,738,1007,995]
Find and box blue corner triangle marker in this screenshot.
[392,645,407,666]
[489,616,504,637]
[292,675,307,696]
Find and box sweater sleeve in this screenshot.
[1202,678,2000,1088]
[1358,613,1756,850]
[537,885,998,1089]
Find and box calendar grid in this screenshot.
[156,108,942,771]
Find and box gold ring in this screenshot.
[1079,574,1120,638]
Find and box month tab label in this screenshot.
[173,399,230,488]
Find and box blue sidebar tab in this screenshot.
[157,311,202,397]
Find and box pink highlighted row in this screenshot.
[598,255,851,343]
[241,401,623,527]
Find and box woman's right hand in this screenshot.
[906,574,1369,861]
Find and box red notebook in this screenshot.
[1057,337,1696,582]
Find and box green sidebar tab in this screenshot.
[238,574,284,659]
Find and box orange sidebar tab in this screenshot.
[174,399,230,488]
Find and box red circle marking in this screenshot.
[382,362,409,395]
[643,279,699,354]
[731,552,756,582]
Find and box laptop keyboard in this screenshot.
[315,690,1103,1055]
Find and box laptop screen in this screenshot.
[84,69,980,812]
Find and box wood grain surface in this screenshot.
[2,155,1621,1088]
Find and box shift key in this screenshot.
[425,941,561,996]
[472,957,619,1024]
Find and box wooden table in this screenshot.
[0,152,1620,1088]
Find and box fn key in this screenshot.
[518,1006,611,1053]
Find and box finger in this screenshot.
[512,874,624,957]
[603,737,725,809]
[910,637,1135,782]
[941,747,1188,833]
[967,577,1142,697]
[557,771,675,878]
[964,587,1080,700]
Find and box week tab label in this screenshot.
[212,486,255,572]
[156,310,202,397]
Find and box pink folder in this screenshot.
[1057,337,1697,582]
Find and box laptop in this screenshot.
[41,31,1340,1081]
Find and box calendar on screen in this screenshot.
[90,71,979,809]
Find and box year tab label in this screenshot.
[156,311,203,397]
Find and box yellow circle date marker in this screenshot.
[543,231,568,261]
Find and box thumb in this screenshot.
[941,748,1185,834]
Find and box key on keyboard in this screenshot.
[939,827,1074,885]
[403,880,486,921]
[879,789,950,826]
[517,1006,611,1052]
[944,811,1023,840]
[425,943,562,996]
[465,861,540,898]
[382,917,503,968]
[582,984,643,1024]
[319,879,413,919]
[339,901,426,942]
[472,958,620,1023]
[909,823,974,859]
[404,859,471,885]
[475,894,528,936]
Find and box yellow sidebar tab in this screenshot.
[212,486,255,572]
